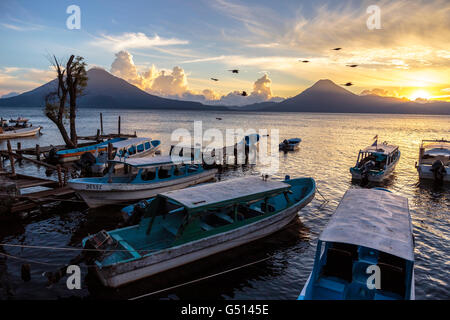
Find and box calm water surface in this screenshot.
[0,107,449,299]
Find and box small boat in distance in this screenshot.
[68,156,218,208]
[298,188,415,300]
[415,139,449,182]
[279,138,301,151]
[56,137,126,162]
[0,117,42,139]
[350,140,400,182]
[82,175,316,287]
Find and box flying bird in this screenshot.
[343,82,353,86]
[241,91,248,96]
[228,69,239,74]
[347,64,358,68]
[332,48,342,50]
[211,78,219,81]
[216,117,222,120]
[300,60,310,63]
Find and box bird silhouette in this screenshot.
[241,91,247,96]
[228,69,239,74]
[300,60,310,63]
[332,48,342,50]
[347,64,358,68]
[343,82,353,86]
[211,78,219,81]
[216,117,222,120]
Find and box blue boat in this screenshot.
[82,175,316,287]
[298,188,415,300]
[279,138,301,151]
[68,156,217,208]
[56,137,126,163]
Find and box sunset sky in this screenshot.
[0,0,449,105]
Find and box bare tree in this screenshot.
[45,55,88,148]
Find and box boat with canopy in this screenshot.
[298,188,415,300]
[82,175,316,287]
[68,156,217,208]
[415,139,449,182]
[350,141,400,182]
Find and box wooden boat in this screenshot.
[82,175,316,287]
[90,137,161,174]
[415,139,449,182]
[68,156,218,208]
[56,137,126,162]
[0,126,42,139]
[279,138,301,151]
[298,188,415,300]
[350,141,400,182]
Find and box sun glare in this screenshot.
[409,89,431,101]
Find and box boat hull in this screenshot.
[93,189,315,288]
[70,169,217,208]
[0,126,41,139]
[350,155,400,182]
[417,164,449,182]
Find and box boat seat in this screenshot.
[111,234,141,259]
[322,248,353,283]
[213,212,234,223]
[377,262,406,297]
[345,282,375,300]
[163,224,179,236]
[199,222,214,231]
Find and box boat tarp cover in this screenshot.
[319,189,414,261]
[109,156,192,168]
[160,176,290,212]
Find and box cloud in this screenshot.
[109,51,282,106]
[0,67,54,97]
[92,32,188,51]
[360,88,390,96]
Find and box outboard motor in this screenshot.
[431,160,447,182]
[79,152,96,177]
[361,160,375,184]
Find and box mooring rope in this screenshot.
[128,254,274,300]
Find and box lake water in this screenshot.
[0,107,449,300]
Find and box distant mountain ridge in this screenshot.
[241,79,450,115]
[1,70,449,115]
[0,68,226,110]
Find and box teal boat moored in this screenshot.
[82,175,316,288]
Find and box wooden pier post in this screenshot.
[63,168,68,186]
[100,113,104,135]
[35,144,40,161]
[118,116,121,136]
[16,142,22,163]
[107,142,113,160]
[96,129,100,141]
[7,140,16,176]
[57,165,63,187]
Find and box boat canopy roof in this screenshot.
[361,143,398,155]
[112,137,151,149]
[160,176,290,212]
[319,189,414,261]
[109,155,192,168]
[421,139,450,151]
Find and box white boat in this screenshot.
[0,126,42,139]
[91,137,161,173]
[415,139,449,182]
[68,156,217,208]
[299,188,415,300]
[82,175,316,287]
[350,141,400,182]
